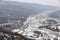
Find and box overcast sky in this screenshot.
[4,0,60,7]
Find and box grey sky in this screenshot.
[4,0,60,7]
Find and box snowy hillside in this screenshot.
[14,10,60,40]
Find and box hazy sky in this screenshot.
[4,0,60,7]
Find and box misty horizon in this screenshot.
[2,0,60,7]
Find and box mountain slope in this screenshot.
[0,1,58,17]
[0,1,59,24]
[14,10,60,40]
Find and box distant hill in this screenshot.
[0,1,58,17]
[0,1,59,23]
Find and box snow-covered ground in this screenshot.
[12,10,60,40]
